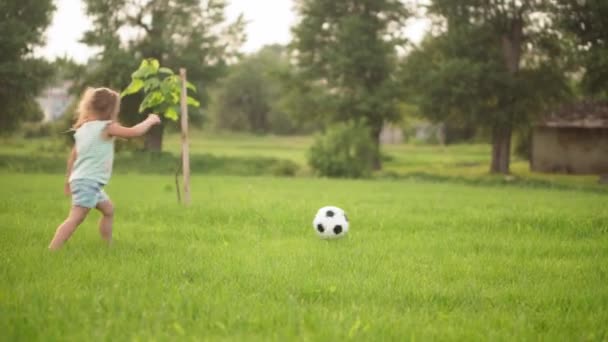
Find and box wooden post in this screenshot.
[179,68,191,205]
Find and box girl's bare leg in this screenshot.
[49,206,90,250]
[96,200,114,245]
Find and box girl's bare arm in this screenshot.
[106,114,161,138]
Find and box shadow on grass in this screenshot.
[0,152,299,177]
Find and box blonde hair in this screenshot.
[73,87,121,129]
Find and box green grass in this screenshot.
[164,131,312,164]
[1,173,607,341]
[2,131,604,191]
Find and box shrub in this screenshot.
[22,122,52,138]
[308,121,375,178]
[271,160,299,177]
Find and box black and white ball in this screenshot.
[313,206,349,239]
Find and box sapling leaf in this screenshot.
[132,59,160,79]
[144,78,161,93]
[165,106,179,121]
[150,59,160,72]
[159,67,174,75]
[131,60,151,79]
[187,97,200,107]
[121,79,144,97]
[139,91,164,112]
[186,81,197,92]
[125,59,195,122]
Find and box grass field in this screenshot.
[1,172,607,341]
[2,131,604,191]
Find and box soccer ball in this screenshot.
[313,206,349,239]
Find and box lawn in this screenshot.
[3,131,603,190]
[1,173,607,341]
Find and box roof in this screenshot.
[538,100,608,128]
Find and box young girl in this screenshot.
[48,87,161,250]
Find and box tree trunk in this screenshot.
[501,19,522,74]
[491,17,522,175]
[490,125,512,174]
[371,124,382,170]
[144,123,164,152]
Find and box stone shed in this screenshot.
[531,101,608,174]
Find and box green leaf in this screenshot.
[164,106,179,121]
[143,78,161,93]
[167,75,180,86]
[187,96,200,107]
[159,67,174,75]
[171,92,180,104]
[186,81,197,92]
[159,83,174,103]
[131,59,159,79]
[131,60,149,79]
[139,91,164,113]
[121,79,144,97]
[150,59,160,72]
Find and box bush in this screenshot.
[270,160,299,177]
[308,121,375,178]
[22,122,52,138]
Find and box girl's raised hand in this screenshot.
[147,114,161,125]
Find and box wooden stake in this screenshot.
[179,68,191,205]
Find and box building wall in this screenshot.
[380,124,404,145]
[531,127,608,174]
[36,81,73,122]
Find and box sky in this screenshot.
[39,0,427,63]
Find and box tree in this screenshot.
[79,0,245,151]
[211,45,305,134]
[121,58,200,122]
[402,0,571,174]
[50,57,86,85]
[559,0,608,98]
[0,0,55,133]
[291,0,410,169]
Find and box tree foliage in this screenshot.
[77,0,245,151]
[121,59,200,121]
[308,121,375,178]
[401,0,571,173]
[559,0,608,98]
[211,45,310,135]
[292,0,410,169]
[0,0,55,133]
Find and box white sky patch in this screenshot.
[405,17,431,45]
[36,0,94,62]
[226,0,296,53]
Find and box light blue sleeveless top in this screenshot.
[69,120,115,185]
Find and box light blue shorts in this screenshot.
[70,179,110,208]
